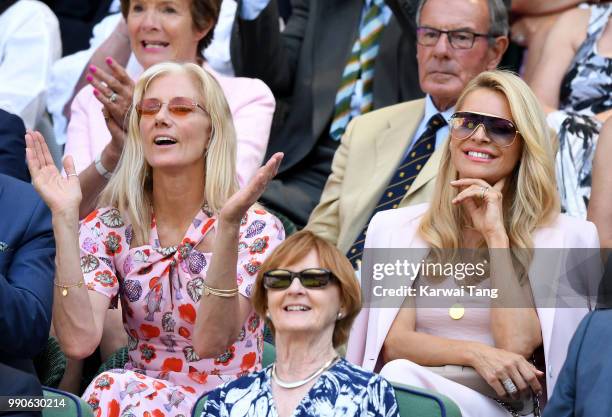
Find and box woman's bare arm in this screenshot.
[529,8,589,111]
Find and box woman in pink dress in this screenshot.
[62,0,275,391]
[26,62,284,417]
[65,0,275,218]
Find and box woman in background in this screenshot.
[530,2,611,218]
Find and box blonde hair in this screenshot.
[419,70,559,271]
[98,62,238,244]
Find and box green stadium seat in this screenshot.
[392,381,463,417]
[35,337,66,388]
[42,386,94,417]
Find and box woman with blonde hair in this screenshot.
[26,61,284,416]
[347,70,599,417]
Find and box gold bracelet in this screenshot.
[54,280,84,297]
[202,283,239,298]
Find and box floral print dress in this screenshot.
[79,206,284,417]
[550,3,612,219]
[201,358,399,417]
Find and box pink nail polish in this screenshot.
[93,89,99,96]
[105,57,113,65]
[89,65,97,73]
[86,75,93,82]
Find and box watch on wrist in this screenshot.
[94,153,114,180]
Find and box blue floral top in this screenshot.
[201,358,399,417]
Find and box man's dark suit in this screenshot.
[233,0,423,226]
[41,0,113,56]
[543,309,612,417]
[0,109,30,183]
[0,174,54,411]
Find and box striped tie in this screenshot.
[347,114,447,268]
[329,0,386,141]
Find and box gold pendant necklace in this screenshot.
[449,303,465,320]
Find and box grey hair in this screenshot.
[416,0,509,39]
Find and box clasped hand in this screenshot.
[451,178,508,245]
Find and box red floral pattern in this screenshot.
[80,207,284,416]
[94,374,113,391]
[104,231,122,256]
[94,270,117,288]
[248,236,269,255]
[213,345,236,366]
[140,343,157,363]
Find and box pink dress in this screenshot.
[381,277,513,416]
[64,64,275,187]
[79,206,284,417]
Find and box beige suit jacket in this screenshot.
[306,98,445,254]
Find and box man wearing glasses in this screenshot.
[307,0,509,267]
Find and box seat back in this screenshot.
[262,341,276,368]
[43,386,94,417]
[392,382,462,417]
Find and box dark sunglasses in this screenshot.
[136,97,207,117]
[263,268,336,290]
[450,112,519,147]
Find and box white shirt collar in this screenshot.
[424,94,455,126]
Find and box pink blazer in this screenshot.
[64,64,275,188]
[346,203,601,399]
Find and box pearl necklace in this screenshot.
[271,356,338,389]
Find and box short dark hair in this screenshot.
[120,0,221,58]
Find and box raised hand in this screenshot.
[88,57,135,146]
[219,153,283,225]
[88,57,134,158]
[25,131,82,215]
[451,177,508,244]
